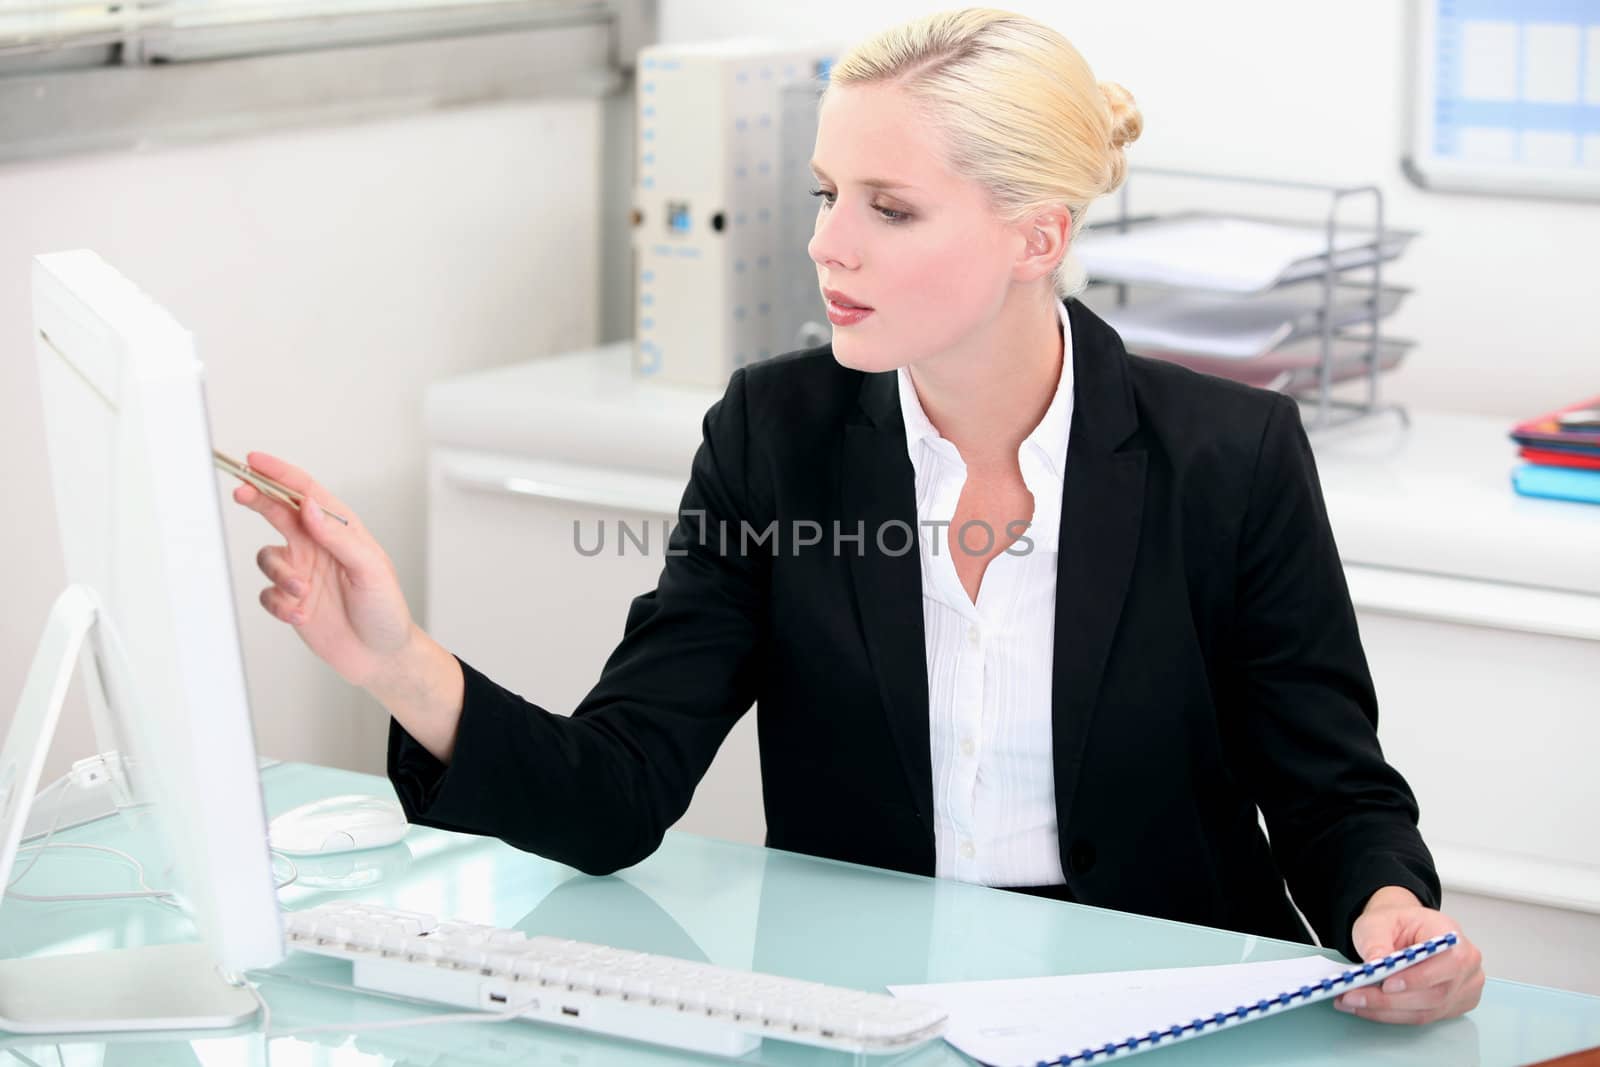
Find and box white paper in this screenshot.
[1087,286,1406,362]
[889,937,1454,1067]
[1076,217,1405,293]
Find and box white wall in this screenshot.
[662,0,1598,417]
[1,99,601,783]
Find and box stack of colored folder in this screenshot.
[1510,395,1600,505]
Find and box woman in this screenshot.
[237,8,1483,1025]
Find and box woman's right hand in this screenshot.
[232,452,418,693]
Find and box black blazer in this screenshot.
[389,297,1440,962]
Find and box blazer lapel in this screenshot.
[1052,298,1147,834]
[840,372,935,841]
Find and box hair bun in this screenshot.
[1099,80,1143,150]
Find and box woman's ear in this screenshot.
[1014,210,1071,283]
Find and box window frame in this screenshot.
[0,0,653,164]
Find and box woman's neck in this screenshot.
[905,290,1064,470]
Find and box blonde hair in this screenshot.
[824,8,1142,301]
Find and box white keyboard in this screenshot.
[282,902,948,1058]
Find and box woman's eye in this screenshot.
[808,187,908,223]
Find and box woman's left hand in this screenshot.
[1336,886,1485,1024]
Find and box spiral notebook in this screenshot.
[888,932,1458,1066]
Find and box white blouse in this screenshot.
[895,300,1075,887]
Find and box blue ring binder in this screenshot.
[1036,933,1458,1065]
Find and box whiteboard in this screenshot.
[1404,0,1600,200]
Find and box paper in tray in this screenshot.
[1076,213,1415,294]
[1084,284,1408,362]
[1128,335,1411,393]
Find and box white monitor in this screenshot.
[0,249,283,1033]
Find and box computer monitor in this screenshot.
[0,250,283,1033]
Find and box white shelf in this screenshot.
[1314,410,1600,598]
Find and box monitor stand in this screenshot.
[0,585,259,1034]
[0,945,258,1034]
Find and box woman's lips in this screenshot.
[824,297,874,326]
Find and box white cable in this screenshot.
[6,771,300,904]
[5,776,71,891]
[7,841,174,903]
[245,979,272,1041]
[270,851,299,892]
[8,843,301,903]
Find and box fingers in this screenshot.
[1340,980,1451,1016]
[244,450,313,494]
[1337,1004,1441,1025]
[1337,984,1462,1024]
[231,464,382,587]
[233,483,311,555]
[256,545,304,596]
[298,494,383,587]
[1376,953,1456,994]
[260,584,305,627]
[246,451,356,518]
[1337,944,1485,1024]
[240,453,378,582]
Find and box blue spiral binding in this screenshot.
[1034,932,1458,1066]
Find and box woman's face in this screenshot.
[808,83,1024,374]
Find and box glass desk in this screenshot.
[1,760,1596,1066]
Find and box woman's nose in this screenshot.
[808,204,857,271]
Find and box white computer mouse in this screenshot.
[268,794,410,855]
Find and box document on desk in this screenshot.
[888,933,1456,1066]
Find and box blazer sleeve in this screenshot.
[1221,392,1441,962]
[387,366,769,876]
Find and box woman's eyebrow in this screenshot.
[808,162,916,191]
